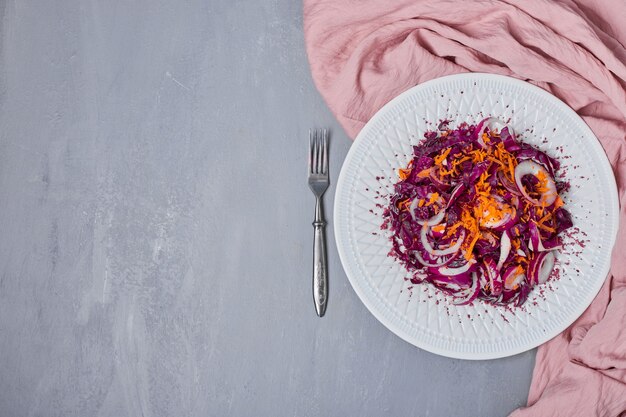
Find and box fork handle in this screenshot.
[312,198,328,317]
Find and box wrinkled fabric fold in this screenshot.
[304,1,626,415]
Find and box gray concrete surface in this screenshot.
[0,1,535,416]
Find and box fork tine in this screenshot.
[314,129,319,174]
[315,129,322,174]
[309,129,314,174]
[310,130,315,174]
[322,129,328,174]
[315,129,321,174]
[312,129,318,174]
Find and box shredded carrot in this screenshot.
[535,222,556,233]
[553,195,564,209]
[452,156,470,167]
[508,158,516,181]
[397,198,410,211]
[536,169,550,193]
[538,212,552,224]
[470,149,487,163]
[434,147,452,166]
[488,156,506,168]
[432,224,445,233]
[537,201,546,217]
[416,168,431,178]
[441,168,457,176]
[425,192,440,207]
[398,198,411,212]
[444,222,463,238]
[398,168,411,180]
[465,233,481,260]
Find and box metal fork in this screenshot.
[308,128,329,317]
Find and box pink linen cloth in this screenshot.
[304,1,626,415]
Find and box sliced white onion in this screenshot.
[529,236,563,253]
[479,195,516,229]
[409,198,446,226]
[504,271,526,291]
[413,250,451,268]
[482,208,515,229]
[528,236,548,252]
[537,251,555,284]
[409,198,419,220]
[497,230,511,271]
[452,272,480,305]
[433,281,462,292]
[420,227,465,257]
[430,224,446,238]
[437,259,474,276]
[514,160,557,206]
[516,249,526,257]
[529,221,563,252]
[476,117,509,148]
[446,183,466,209]
[417,209,445,226]
[483,231,497,247]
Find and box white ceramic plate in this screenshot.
[334,73,619,360]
